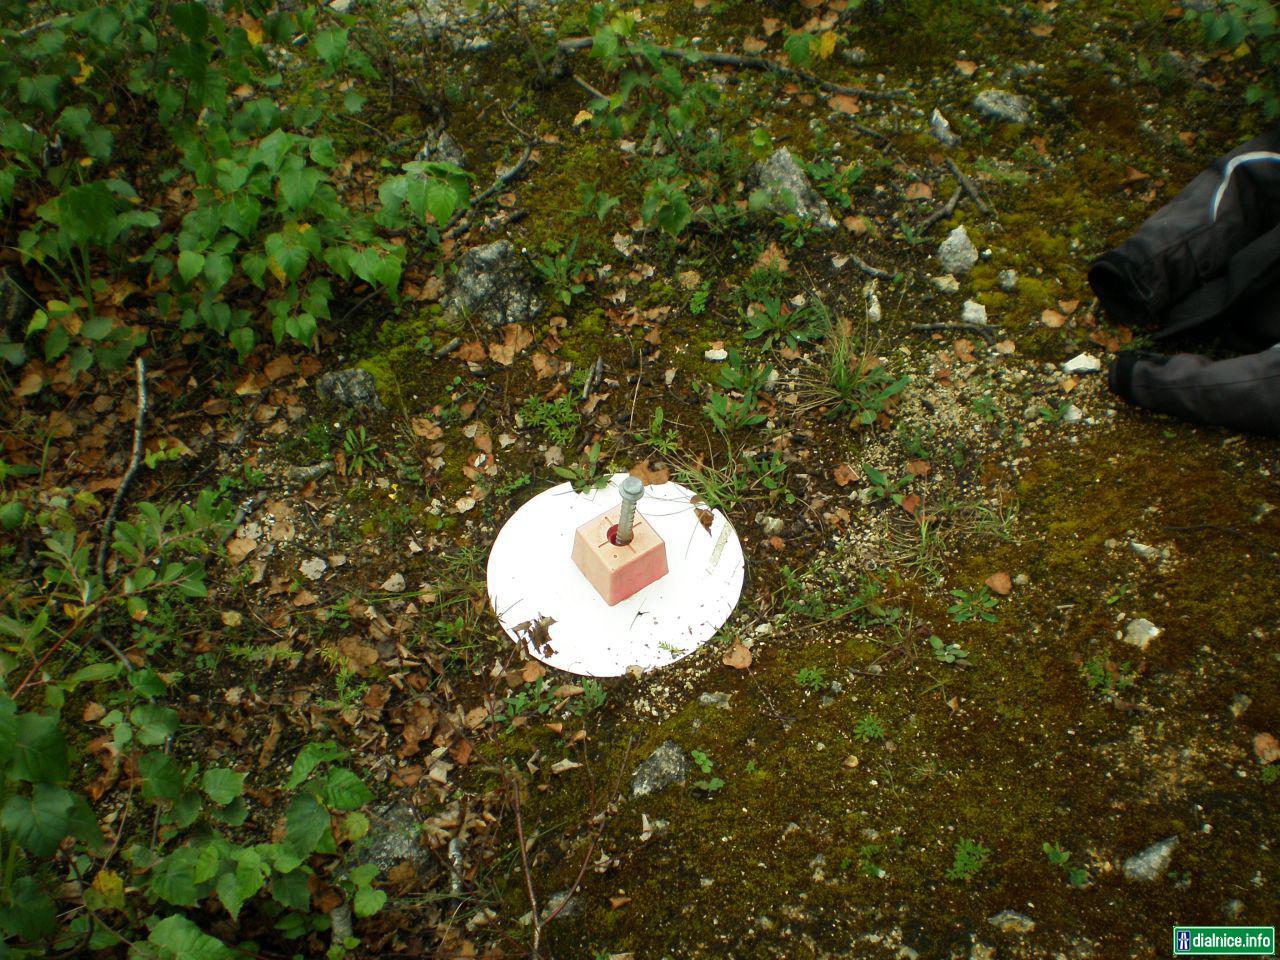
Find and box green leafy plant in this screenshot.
[689,279,712,315]
[794,666,826,691]
[1187,0,1280,117]
[521,395,581,448]
[929,635,969,664]
[690,749,725,794]
[702,351,769,432]
[853,714,886,743]
[0,0,469,372]
[743,296,826,350]
[947,586,999,624]
[343,426,381,475]
[554,441,610,494]
[861,465,913,507]
[1043,841,1089,887]
[531,237,592,307]
[946,837,992,881]
[575,180,620,222]
[634,406,678,457]
[1080,655,1137,696]
[800,321,909,426]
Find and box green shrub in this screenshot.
[0,0,468,374]
[1188,0,1280,117]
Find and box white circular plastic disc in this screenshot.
[487,473,744,677]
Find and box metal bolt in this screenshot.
[615,476,644,545]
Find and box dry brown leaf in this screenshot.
[225,538,257,563]
[1029,23,1054,36]
[742,37,768,53]
[723,643,753,670]
[985,571,1013,596]
[1254,732,1280,765]
[843,214,869,235]
[899,493,921,517]
[955,59,978,76]
[263,355,295,382]
[1058,299,1080,314]
[754,242,790,273]
[521,660,546,683]
[761,17,783,35]
[905,459,932,477]
[833,463,857,487]
[456,340,486,363]
[488,324,533,366]
[630,460,671,485]
[904,181,933,201]
[1041,309,1066,328]
[828,93,861,115]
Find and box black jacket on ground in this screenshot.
[1088,128,1280,436]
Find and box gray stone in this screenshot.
[988,910,1035,934]
[938,226,979,275]
[932,274,961,294]
[760,516,786,536]
[316,367,384,411]
[1124,618,1162,651]
[699,691,731,710]
[1062,353,1102,374]
[1129,541,1160,560]
[1123,836,1178,881]
[415,129,467,169]
[631,740,691,797]
[973,89,1032,124]
[1062,404,1083,424]
[961,300,988,325]
[996,269,1018,292]
[929,108,960,147]
[353,802,431,875]
[443,240,541,329]
[750,148,837,230]
[704,347,729,361]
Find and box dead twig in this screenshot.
[556,36,909,101]
[571,73,609,101]
[917,187,962,234]
[96,358,147,582]
[910,322,998,345]
[442,143,536,240]
[848,252,896,281]
[944,157,992,217]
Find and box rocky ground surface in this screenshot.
[99,0,1280,956]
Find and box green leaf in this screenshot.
[0,876,56,940]
[321,767,372,811]
[170,2,211,40]
[279,166,324,211]
[283,793,330,860]
[343,90,366,113]
[286,741,342,789]
[12,712,68,783]
[201,768,246,805]
[1,784,74,856]
[203,252,233,291]
[139,751,184,801]
[178,250,206,284]
[131,703,179,745]
[149,845,201,906]
[425,179,458,225]
[264,229,311,282]
[1,500,26,531]
[271,868,311,911]
[147,915,235,960]
[315,28,349,67]
[353,883,386,918]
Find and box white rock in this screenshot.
[1124,618,1162,650]
[929,108,960,147]
[704,347,729,361]
[961,300,988,324]
[1062,353,1102,374]
[1123,836,1178,881]
[381,572,406,593]
[996,268,1018,292]
[1062,404,1083,424]
[938,226,979,275]
[1129,541,1160,560]
[932,274,961,294]
[300,557,328,581]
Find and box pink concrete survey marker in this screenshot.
[486,473,744,677]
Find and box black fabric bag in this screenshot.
[1089,128,1280,436]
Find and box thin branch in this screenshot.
[847,252,896,281]
[96,358,147,582]
[917,187,962,234]
[442,143,536,240]
[944,157,992,217]
[556,36,909,101]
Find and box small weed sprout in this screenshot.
[794,666,826,691]
[853,714,886,743]
[929,636,969,664]
[521,395,581,447]
[690,749,725,793]
[947,586,999,624]
[553,441,610,493]
[531,237,591,306]
[1080,656,1137,697]
[343,426,381,475]
[1043,842,1089,887]
[946,838,991,881]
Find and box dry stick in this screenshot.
[555,36,909,101]
[917,187,962,234]
[571,73,609,101]
[442,142,536,240]
[910,321,998,345]
[96,357,147,582]
[944,157,992,217]
[848,252,896,281]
